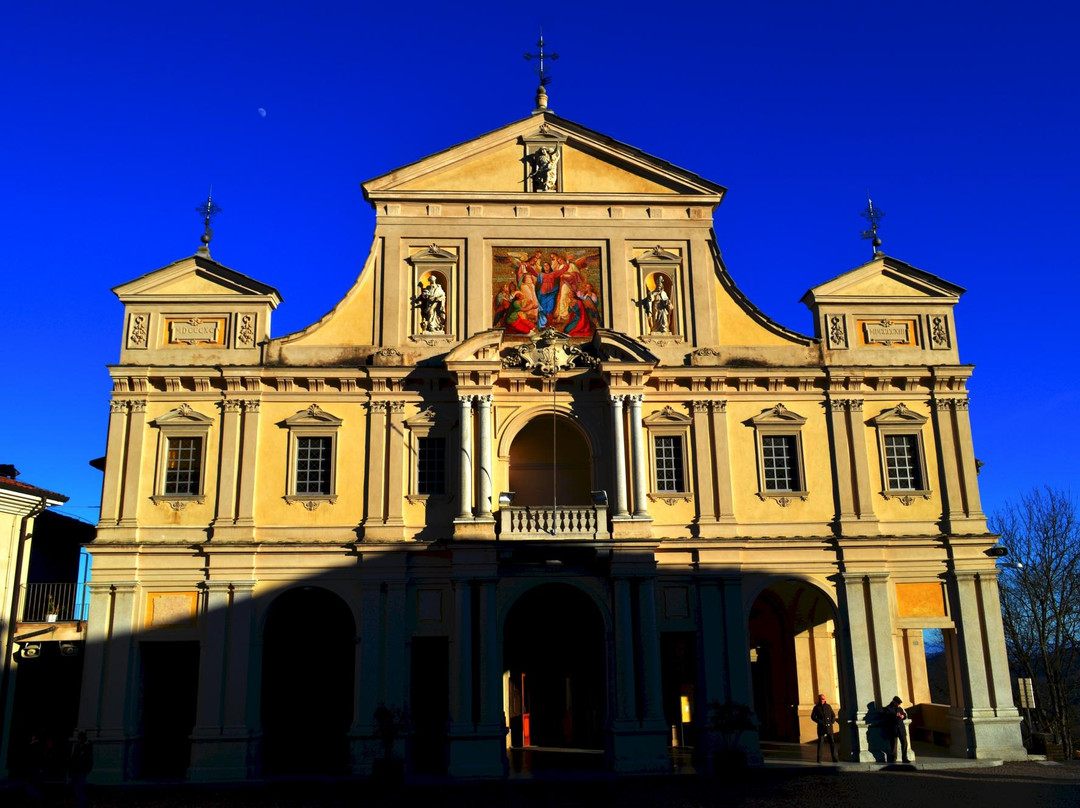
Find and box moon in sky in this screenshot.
[257,108,267,118]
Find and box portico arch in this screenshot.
[748,579,839,743]
[502,582,607,757]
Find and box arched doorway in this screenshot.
[504,583,605,763]
[508,415,592,505]
[260,587,355,775]
[748,580,839,744]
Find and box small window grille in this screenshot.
[654,435,685,492]
[164,436,202,495]
[762,434,799,491]
[296,436,333,495]
[418,436,447,495]
[884,434,922,490]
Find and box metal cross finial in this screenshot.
[860,192,884,257]
[524,32,558,87]
[196,188,221,252]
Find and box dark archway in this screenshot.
[508,415,592,505]
[749,580,839,744]
[504,583,605,752]
[260,587,355,776]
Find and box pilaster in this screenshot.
[118,401,146,527]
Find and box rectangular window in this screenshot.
[884,434,923,491]
[761,434,799,491]
[417,436,447,495]
[164,436,202,495]
[654,435,685,492]
[295,436,333,495]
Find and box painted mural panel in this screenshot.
[492,247,602,337]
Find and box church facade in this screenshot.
[82,103,1025,782]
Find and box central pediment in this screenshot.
[362,113,727,201]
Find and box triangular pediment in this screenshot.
[113,254,282,305]
[802,255,965,306]
[362,113,727,200]
[868,403,928,427]
[642,405,692,426]
[283,404,343,428]
[748,404,807,427]
[153,404,215,429]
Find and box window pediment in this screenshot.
[643,406,692,427]
[748,403,807,428]
[153,403,214,429]
[868,403,928,427]
[283,404,343,429]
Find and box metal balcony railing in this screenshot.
[20,582,89,622]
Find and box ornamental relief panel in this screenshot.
[857,317,918,347]
[164,316,227,346]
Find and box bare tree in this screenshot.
[990,486,1080,759]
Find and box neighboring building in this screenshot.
[0,467,90,779]
[82,100,1025,783]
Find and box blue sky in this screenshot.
[3,1,1077,523]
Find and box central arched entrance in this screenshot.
[260,587,355,776]
[508,415,592,505]
[504,583,605,769]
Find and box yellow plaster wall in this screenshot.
[279,251,378,347]
[399,141,525,192]
[560,146,681,194]
[861,402,941,524]
[726,401,835,527]
[253,400,370,526]
[896,582,947,618]
[714,271,806,346]
[135,402,218,528]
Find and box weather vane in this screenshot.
[860,192,884,257]
[524,32,558,112]
[196,188,222,254]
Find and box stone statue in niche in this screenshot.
[412,273,446,334]
[528,145,559,192]
[639,273,672,334]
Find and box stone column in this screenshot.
[89,582,138,782]
[213,400,242,526]
[450,578,474,730]
[188,582,232,780]
[612,578,637,723]
[710,402,736,521]
[456,395,474,521]
[933,397,967,533]
[100,401,129,525]
[946,398,987,531]
[118,402,146,527]
[827,399,857,526]
[845,400,878,525]
[384,402,407,526]
[609,396,629,518]
[476,395,494,519]
[718,576,754,708]
[637,578,665,726]
[364,402,387,525]
[221,582,256,736]
[690,401,717,524]
[235,400,260,526]
[838,571,900,762]
[354,580,385,771]
[627,395,650,519]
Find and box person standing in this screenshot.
[811,693,839,763]
[68,730,93,808]
[885,696,910,763]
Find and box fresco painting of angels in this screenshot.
[492,247,603,337]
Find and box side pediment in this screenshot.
[363,113,727,200]
[802,256,964,306]
[113,255,282,305]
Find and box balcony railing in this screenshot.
[499,504,610,541]
[20,582,89,622]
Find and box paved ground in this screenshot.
[9,760,1078,808]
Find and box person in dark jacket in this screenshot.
[884,696,910,763]
[811,693,839,763]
